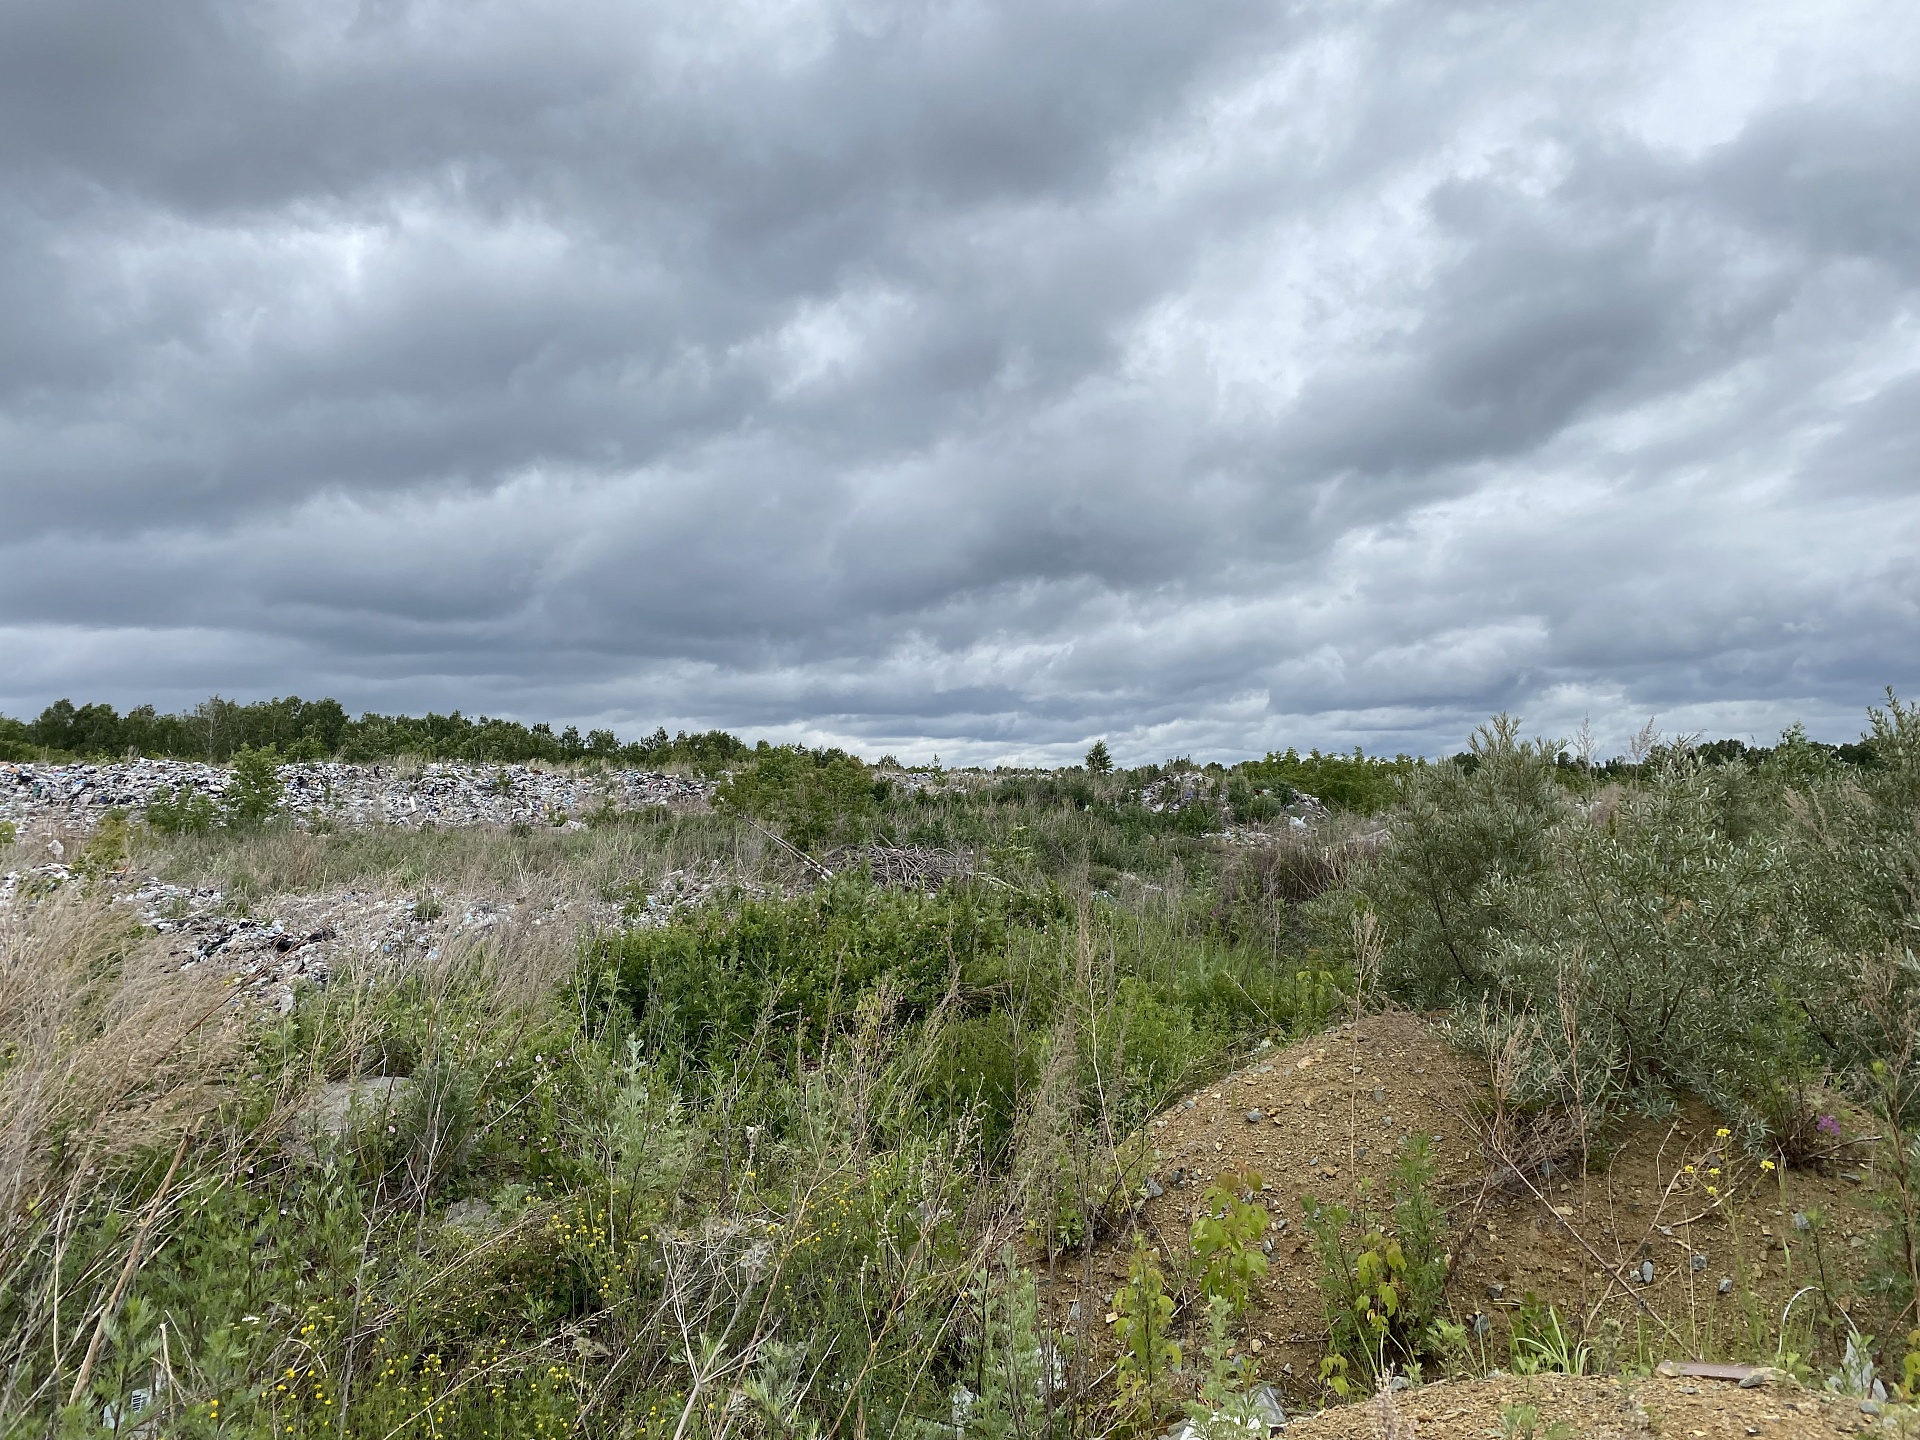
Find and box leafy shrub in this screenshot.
[925,1010,1038,1156]
[1114,1236,1180,1424]
[145,783,217,835]
[0,711,31,760]
[75,809,132,885]
[716,744,880,853]
[1365,716,1562,1005]
[1232,747,1419,815]
[1368,711,1914,1148]
[222,744,284,825]
[955,1250,1065,1439]
[1481,752,1814,1110]
[1096,978,1202,1124]
[1019,1127,1153,1256]
[596,876,1016,1062]
[1303,1136,1450,1392]
[1189,1169,1270,1316]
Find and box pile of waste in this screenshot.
[1,758,712,833]
[0,860,776,1016]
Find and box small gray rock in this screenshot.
[1472,1312,1492,1337]
[1690,1253,1707,1272]
[1719,1276,1734,1295]
[1792,1211,1811,1231]
[293,1076,415,1159]
[1637,1260,1655,1284]
[1144,1176,1165,1199]
[1487,1283,1506,1300]
[443,1197,496,1234]
[1245,1109,1263,1124]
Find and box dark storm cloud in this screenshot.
[2,0,1917,762]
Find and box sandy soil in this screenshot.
[1038,1011,1889,1415]
[1285,1370,1890,1439]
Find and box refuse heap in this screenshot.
[1,759,713,833]
[0,862,776,1015]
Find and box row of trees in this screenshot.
[0,695,749,769]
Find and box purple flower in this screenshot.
[1816,1113,1841,1137]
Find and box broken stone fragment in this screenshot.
[291,1076,415,1160]
[443,1197,497,1233]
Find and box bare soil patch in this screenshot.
[1285,1371,1882,1440]
[1042,1012,1885,1407]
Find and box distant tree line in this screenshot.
[0,695,751,770]
[0,693,1891,791]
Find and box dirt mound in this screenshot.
[1043,1012,1886,1406]
[1285,1370,1883,1439]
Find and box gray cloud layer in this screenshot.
[3,0,1916,762]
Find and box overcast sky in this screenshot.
[3,0,1916,763]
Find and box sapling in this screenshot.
[1114,1236,1179,1426]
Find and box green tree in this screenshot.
[1085,740,1113,775]
[222,744,284,826]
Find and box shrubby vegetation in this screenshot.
[1362,698,1920,1376]
[1368,700,1920,1140]
[3,693,1918,1434]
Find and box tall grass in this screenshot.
[0,847,1346,1437]
[0,897,246,1420]
[134,807,795,909]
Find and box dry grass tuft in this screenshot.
[0,895,243,1238]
